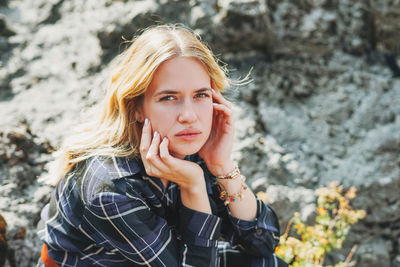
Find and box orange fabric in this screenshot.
[41,243,61,267]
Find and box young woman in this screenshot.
[37,24,287,267]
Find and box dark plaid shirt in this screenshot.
[38,154,280,266]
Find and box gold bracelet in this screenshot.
[217,175,247,206]
[215,165,241,180]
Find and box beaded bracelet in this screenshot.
[217,175,248,206]
[215,165,241,180]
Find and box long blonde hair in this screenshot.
[44,24,230,185]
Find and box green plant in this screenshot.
[273,182,366,267]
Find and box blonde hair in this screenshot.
[44,24,231,185]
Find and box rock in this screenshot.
[394,253,400,267]
[207,0,273,54]
[0,16,15,37]
[356,238,390,266]
[96,1,159,64]
[337,0,375,55]
[0,125,52,266]
[262,185,316,232]
[371,1,400,76]
[0,213,15,267]
[267,0,336,57]
[38,0,64,25]
[0,0,399,265]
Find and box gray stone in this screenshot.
[356,238,390,267]
[0,0,400,265]
[264,185,316,232]
[206,0,273,54]
[0,15,15,37]
[337,0,375,55]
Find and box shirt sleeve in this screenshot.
[85,191,222,267]
[197,154,281,258]
[219,197,281,257]
[179,204,222,265]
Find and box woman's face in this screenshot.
[139,57,213,159]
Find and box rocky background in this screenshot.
[0,0,399,266]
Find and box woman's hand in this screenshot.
[140,119,205,191]
[140,119,212,214]
[198,89,236,176]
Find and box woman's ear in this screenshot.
[135,110,144,123]
[134,102,144,123]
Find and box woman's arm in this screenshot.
[199,89,258,221]
[140,119,212,215]
[86,190,221,266]
[198,89,281,257]
[212,161,258,221]
[219,195,281,257]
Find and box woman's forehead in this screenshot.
[146,57,211,95]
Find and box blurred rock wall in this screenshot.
[0,0,399,266]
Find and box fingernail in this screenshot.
[212,88,216,93]
[163,136,168,142]
[144,118,149,125]
[153,131,158,138]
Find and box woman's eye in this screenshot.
[195,93,210,99]
[159,95,176,101]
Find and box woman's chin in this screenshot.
[169,143,203,159]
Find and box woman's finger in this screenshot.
[213,103,233,125]
[143,131,169,177]
[159,137,177,167]
[140,119,155,174]
[146,132,172,172]
[159,137,170,161]
[212,89,232,109]
[139,118,152,155]
[146,131,161,161]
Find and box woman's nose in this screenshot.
[177,101,197,124]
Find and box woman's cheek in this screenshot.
[198,103,213,137]
[151,108,173,136]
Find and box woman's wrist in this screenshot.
[214,164,248,205]
[179,179,206,194]
[174,164,205,191]
[180,181,212,214]
[209,160,236,177]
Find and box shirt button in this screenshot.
[256,228,264,235]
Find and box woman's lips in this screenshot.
[175,129,201,141]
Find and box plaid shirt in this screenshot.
[38,154,280,266]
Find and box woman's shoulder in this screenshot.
[72,155,143,179]
[93,155,143,179]
[63,155,145,203]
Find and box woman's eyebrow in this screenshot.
[154,87,212,97]
[154,90,178,97]
[195,87,212,93]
